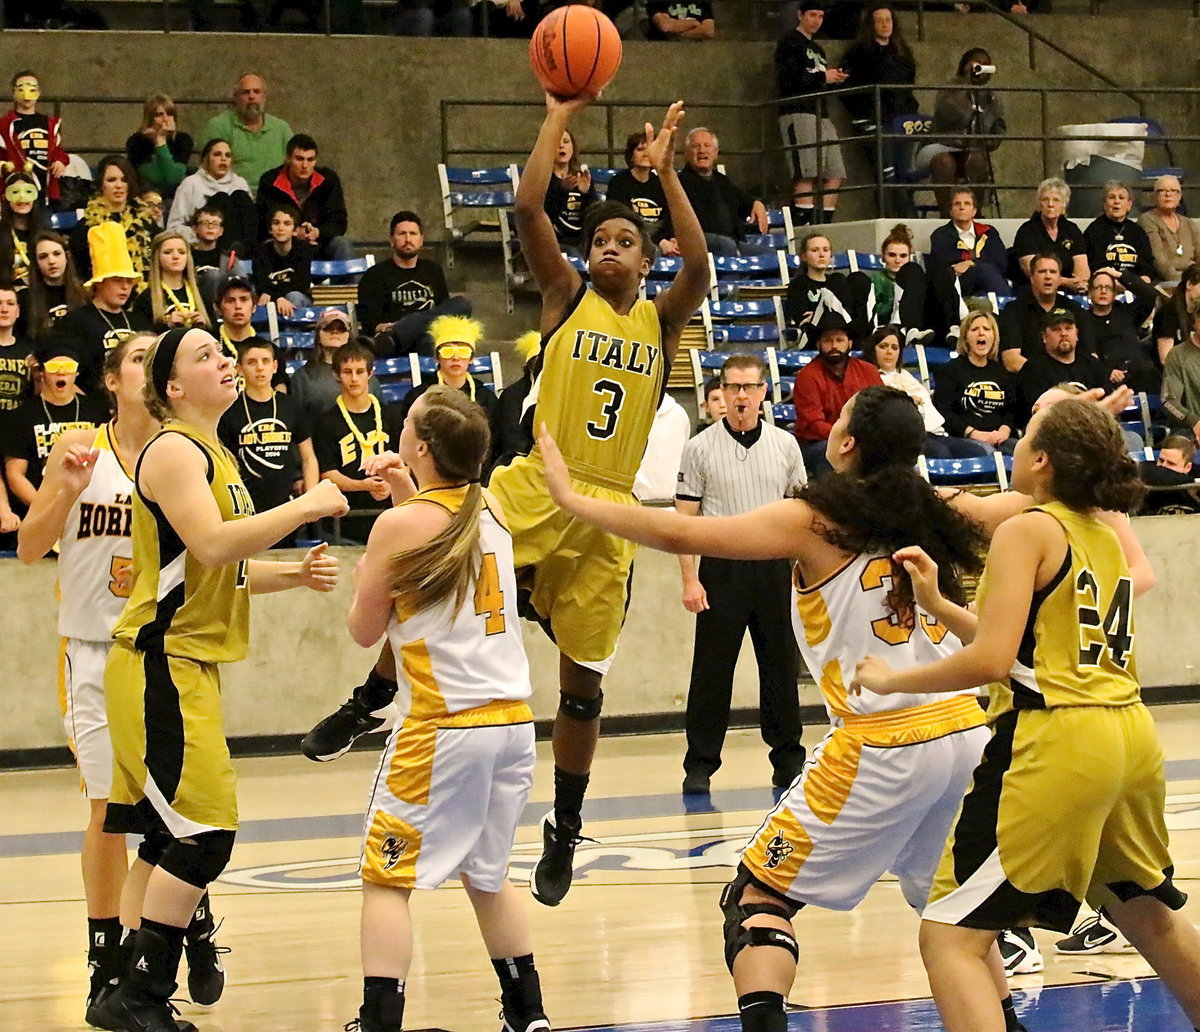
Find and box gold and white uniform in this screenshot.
[56,423,133,797]
[740,553,988,911]
[360,485,535,893]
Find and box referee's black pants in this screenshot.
[683,557,804,781]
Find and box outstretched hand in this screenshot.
[545,91,595,118]
[537,422,575,509]
[645,100,686,176]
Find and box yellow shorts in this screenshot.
[104,638,238,838]
[488,454,638,668]
[924,703,1183,933]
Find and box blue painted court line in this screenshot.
[568,977,1187,1032]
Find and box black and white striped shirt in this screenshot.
[676,419,806,516]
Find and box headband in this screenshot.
[152,327,190,401]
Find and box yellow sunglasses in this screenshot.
[43,358,79,374]
[436,344,474,360]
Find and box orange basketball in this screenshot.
[529,5,622,99]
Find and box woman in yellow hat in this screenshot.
[69,155,158,286]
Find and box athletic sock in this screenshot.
[362,976,405,1031]
[125,918,186,998]
[358,670,398,711]
[822,207,837,222]
[88,916,123,982]
[552,767,588,832]
[1001,994,1023,1032]
[791,204,814,227]
[737,990,787,1032]
[492,954,544,1019]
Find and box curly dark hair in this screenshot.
[1029,399,1146,513]
[799,387,986,616]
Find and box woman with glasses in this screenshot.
[1140,174,1197,283]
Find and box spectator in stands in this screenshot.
[918,48,1006,217]
[3,344,107,520]
[999,251,1090,372]
[0,171,47,288]
[543,128,597,258]
[167,138,256,252]
[926,187,1010,343]
[1016,308,1106,421]
[782,231,854,330]
[1013,178,1089,290]
[932,309,1018,454]
[356,210,471,357]
[678,127,770,257]
[489,328,540,472]
[646,0,715,41]
[26,231,85,341]
[696,374,726,433]
[48,224,148,394]
[0,71,68,205]
[846,223,930,343]
[1154,264,1200,366]
[674,353,805,796]
[1137,435,1199,515]
[218,338,317,545]
[124,94,193,201]
[188,205,232,305]
[1140,174,1196,284]
[133,229,213,332]
[606,131,676,254]
[1082,267,1158,394]
[1084,181,1154,285]
[792,309,882,473]
[138,188,165,231]
[394,315,499,469]
[252,201,315,318]
[0,286,31,414]
[312,339,401,543]
[839,3,918,195]
[1162,308,1200,442]
[392,0,474,36]
[256,133,352,262]
[202,74,293,193]
[291,312,383,424]
[862,324,986,458]
[775,1,847,226]
[634,393,692,502]
[69,155,158,285]
[214,275,260,356]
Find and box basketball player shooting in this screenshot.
[301,95,709,909]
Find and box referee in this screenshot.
[676,354,807,795]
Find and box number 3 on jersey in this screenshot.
[859,556,949,646]
[474,552,506,635]
[587,379,626,440]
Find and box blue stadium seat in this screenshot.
[49,209,81,231]
[379,381,413,404]
[311,256,374,281]
[277,331,315,351]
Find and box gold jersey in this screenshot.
[528,285,665,492]
[113,423,253,663]
[983,500,1139,718]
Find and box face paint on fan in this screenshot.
[5,181,37,206]
[12,79,39,104]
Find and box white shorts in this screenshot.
[740,718,988,911]
[60,637,114,799]
[360,711,535,893]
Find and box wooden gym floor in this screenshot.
[5,703,1200,1031]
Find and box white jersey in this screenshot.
[385,486,531,723]
[58,423,135,641]
[794,552,980,725]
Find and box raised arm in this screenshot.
[16,429,98,563]
[651,102,710,362]
[514,93,588,328]
[140,433,348,568]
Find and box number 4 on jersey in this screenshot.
[474,552,506,635]
[1076,569,1133,669]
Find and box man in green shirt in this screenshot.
[1163,307,1200,442]
[202,73,293,195]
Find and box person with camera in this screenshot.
[916,48,1006,217]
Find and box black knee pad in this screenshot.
[559,690,603,722]
[136,827,173,867]
[719,871,799,974]
[158,830,237,889]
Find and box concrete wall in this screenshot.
[3,512,1199,758]
[3,10,1197,248]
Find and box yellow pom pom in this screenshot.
[514,330,542,362]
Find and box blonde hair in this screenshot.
[147,229,211,331]
[140,93,176,132]
[955,309,1000,361]
[387,386,492,618]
